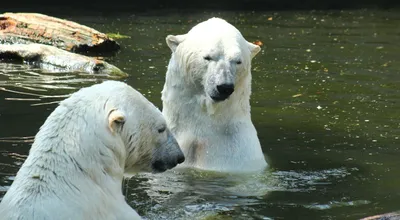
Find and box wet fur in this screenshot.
[0,81,183,219]
[162,18,268,172]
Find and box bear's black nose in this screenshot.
[217,84,234,96]
[177,153,185,164]
[212,83,234,101]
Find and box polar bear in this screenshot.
[161,17,267,172]
[0,81,184,220]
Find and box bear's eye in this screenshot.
[157,126,166,133]
[236,60,242,65]
[204,56,212,61]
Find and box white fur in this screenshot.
[162,17,268,172]
[0,81,184,220]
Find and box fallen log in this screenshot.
[0,13,120,54]
[0,43,127,78]
[361,211,400,220]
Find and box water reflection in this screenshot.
[0,62,109,106]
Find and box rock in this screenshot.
[0,43,127,78]
[0,13,120,54]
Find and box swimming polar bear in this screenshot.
[0,81,184,220]
[161,17,268,172]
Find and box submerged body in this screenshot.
[162,17,267,172]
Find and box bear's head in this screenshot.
[78,81,185,175]
[165,17,261,102]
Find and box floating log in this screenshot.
[0,13,120,53]
[361,211,400,220]
[0,43,127,78]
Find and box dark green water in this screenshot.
[0,9,399,220]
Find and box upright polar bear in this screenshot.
[162,17,267,172]
[0,81,184,220]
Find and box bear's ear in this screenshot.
[248,41,261,59]
[166,34,186,52]
[108,108,125,134]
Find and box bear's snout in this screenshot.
[151,134,185,173]
[151,152,184,173]
[211,83,234,101]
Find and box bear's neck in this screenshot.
[18,104,125,197]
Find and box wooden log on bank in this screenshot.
[0,13,120,53]
[0,43,127,78]
[361,211,400,220]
